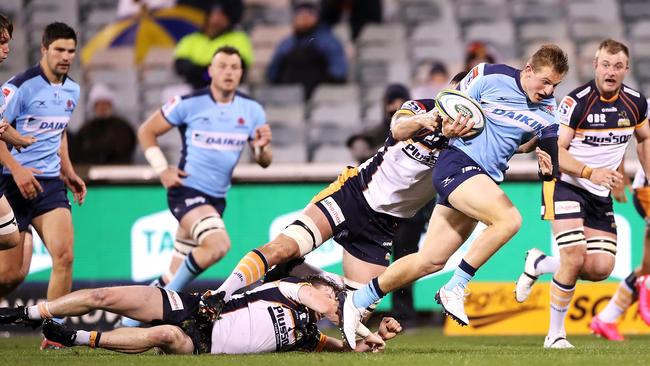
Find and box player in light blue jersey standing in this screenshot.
[0,24,86,349]
[123,46,272,327]
[339,45,569,346]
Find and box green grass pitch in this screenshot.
[2,329,650,366]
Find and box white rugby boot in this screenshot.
[435,284,469,326]
[544,335,574,349]
[338,291,365,349]
[515,248,546,303]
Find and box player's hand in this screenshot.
[358,332,386,353]
[12,166,43,200]
[63,172,87,205]
[252,124,272,148]
[590,167,623,190]
[377,317,403,340]
[442,113,475,138]
[535,148,552,176]
[0,122,7,137]
[611,178,628,203]
[415,109,441,131]
[12,135,37,152]
[159,167,187,189]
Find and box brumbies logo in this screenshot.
[617,111,631,127]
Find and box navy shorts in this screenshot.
[433,147,489,208]
[0,176,70,232]
[541,180,616,234]
[167,186,226,221]
[312,168,399,266]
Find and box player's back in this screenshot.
[210,280,319,354]
[1,65,80,177]
[453,63,558,182]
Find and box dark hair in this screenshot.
[0,13,13,38]
[529,44,569,76]
[213,45,244,67]
[345,133,374,149]
[303,275,345,296]
[450,71,467,87]
[42,22,77,49]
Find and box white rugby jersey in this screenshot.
[558,81,648,197]
[360,99,447,218]
[210,280,322,354]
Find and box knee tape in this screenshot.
[586,236,617,256]
[174,238,198,256]
[0,210,18,236]
[190,215,225,244]
[555,229,586,248]
[281,215,323,256]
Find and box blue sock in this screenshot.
[164,252,204,292]
[444,259,477,291]
[352,278,385,308]
[51,317,65,325]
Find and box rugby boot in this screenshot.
[42,319,75,348]
[589,316,624,341]
[435,284,469,326]
[0,306,41,328]
[543,335,574,349]
[338,291,366,349]
[515,248,546,303]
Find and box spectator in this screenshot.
[267,1,348,99]
[320,0,382,40]
[345,133,374,165]
[364,83,410,149]
[412,61,449,100]
[174,0,252,89]
[70,84,136,164]
[464,41,496,73]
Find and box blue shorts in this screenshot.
[167,185,226,221]
[0,176,71,232]
[312,168,399,266]
[433,147,489,208]
[541,180,616,234]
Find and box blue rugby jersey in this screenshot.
[161,88,266,198]
[1,65,80,177]
[453,63,559,182]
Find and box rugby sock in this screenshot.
[218,250,269,299]
[73,330,101,347]
[598,272,637,323]
[443,259,476,291]
[535,254,560,275]
[352,278,385,308]
[548,278,575,338]
[27,302,52,320]
[164,252,205,292]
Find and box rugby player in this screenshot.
[339,44,569,347]
[0,277,399,354]
[124,46,272,326]
[0,14,38,252]
[514,40,650,348]
[587,166,650,340]
[0,22,85,325]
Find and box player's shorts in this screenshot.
[0,176,70,232]
[311,167,399,266]
[167,185,226,221]
[433,146,490,208]
[633,186,650,222]
[541,180,616,234]
[153,288,211,354]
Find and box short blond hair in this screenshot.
[529,44,569,75]
[594,39,629,62]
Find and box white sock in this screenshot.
[27,305,42,320]
[548,279,575,338]
[536,255,560,275]
[74,330,90,346]
[598,280,634,323]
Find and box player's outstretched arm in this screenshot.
[138,110,186,188]
[391,109,439,141]
[0,123,35,150]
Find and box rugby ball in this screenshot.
[435,89,485,138]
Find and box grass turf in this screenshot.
[2,328,650,366]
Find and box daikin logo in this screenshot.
[130,210,179,281]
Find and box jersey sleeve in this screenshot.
[249,102,266,140]
[277,281,307,303]
[458,63,487,103]
[160,95,187,126]
[1,82,22,123]
[557,94,582,129]
[390,99,435,130]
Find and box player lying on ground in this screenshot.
[0,276,399,354]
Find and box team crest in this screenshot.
[65,99,76,112]
[617,111,631,127]
[402,100,425,114]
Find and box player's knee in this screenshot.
[0,271,25,291]
[583,255,615,281]
[561,250,586,271]
[50,247,74,269]
[150,325,184,346]
[497,209,522,236]
[280,216,323,257]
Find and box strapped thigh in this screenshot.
[190,215,225,244]
[586,236,617,256]
[555,228,586,249]
[281,214,324,256]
